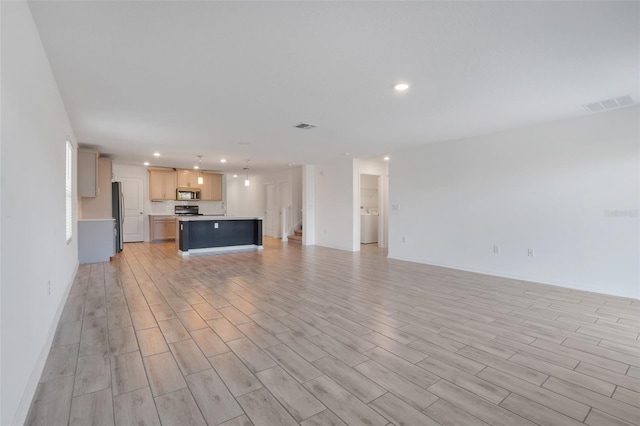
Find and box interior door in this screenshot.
[121,177,144,242]
[265,183,276,237]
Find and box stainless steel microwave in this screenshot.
[176,188,201,200]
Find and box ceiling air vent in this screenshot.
[583,95,635,113]
[295,123,317,130]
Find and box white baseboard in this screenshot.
[314,242,356,252]
[12,262,79,425]
[387,254,637,300]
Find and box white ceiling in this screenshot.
[28,1,639,174]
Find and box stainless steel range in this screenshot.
[174,205,202,216]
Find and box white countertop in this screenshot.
[78,218,115,222]
[177,216,263,222]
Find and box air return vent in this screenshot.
[583,95,635,113]
[295,123,317,130]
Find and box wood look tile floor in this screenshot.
[26,238,640,425]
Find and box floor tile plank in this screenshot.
[186,369,244,425]
[428,380,536,426]
[25,376,74,426]
[111,351,148,396]
[143,351,188,397]
[313,356,386,403]
[256,366,326,421]
[355,360,439,410]
[155,388,207,426]
[136,327,169,357]
[170,339,211,375]
[237,388,299,426]
[369,393,440,426]
[304,375,389,426]
[113,387,161,426]
[209,352,263,397]
[69,388,114,426]
[265,343,323,383]
[74,352,111,396]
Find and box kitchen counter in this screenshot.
[177,215,263,221]
[177,217,262,255]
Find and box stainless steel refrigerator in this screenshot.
[112,181,124,252]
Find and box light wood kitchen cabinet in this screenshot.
[149,216,176,242]
[78,148,99,197]
[177,169,201,188]
[148,167,177,200]
[200,172,223,201]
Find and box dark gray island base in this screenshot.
[177,216,263,255]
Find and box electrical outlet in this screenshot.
[214,223,219,229]
[47,280,51,296]
[324,228,327,234]
[528,248,535,257]
[392,204,399,211]
[402,236,407,243]
[493,245,500,254]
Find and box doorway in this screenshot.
[120,177,144,242]
[359,173,380,246]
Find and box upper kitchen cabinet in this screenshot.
[201,172,223,201]
[79,157,113,219]
[148,167,177,200]
[177,169,201,188]
[78,148,99,197]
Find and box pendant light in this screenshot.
[243,159,250,187]
[197,155,203,185]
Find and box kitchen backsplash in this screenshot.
[148,200,225,215]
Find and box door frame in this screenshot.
[120,177,145,242]
[277,179,292,239]
[264,181,277,238]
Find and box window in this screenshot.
[66,140,73,243]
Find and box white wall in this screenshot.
[315,158,358,251]
[226,173,265,218]
[302,165,316,245]
[1,2,79,423]
[389,107,640,299]
[292,166,303,228]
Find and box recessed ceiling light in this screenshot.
[153,152,161,157]
[383,156,390,161]
[394,83,410,92]
[193,165,199,169]
[220,159,227,163]
[143,162,150,166]
[233,174,238,178]
[342,152,350,156]
[288,163,294,167]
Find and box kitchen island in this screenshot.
[176,216,263,255]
